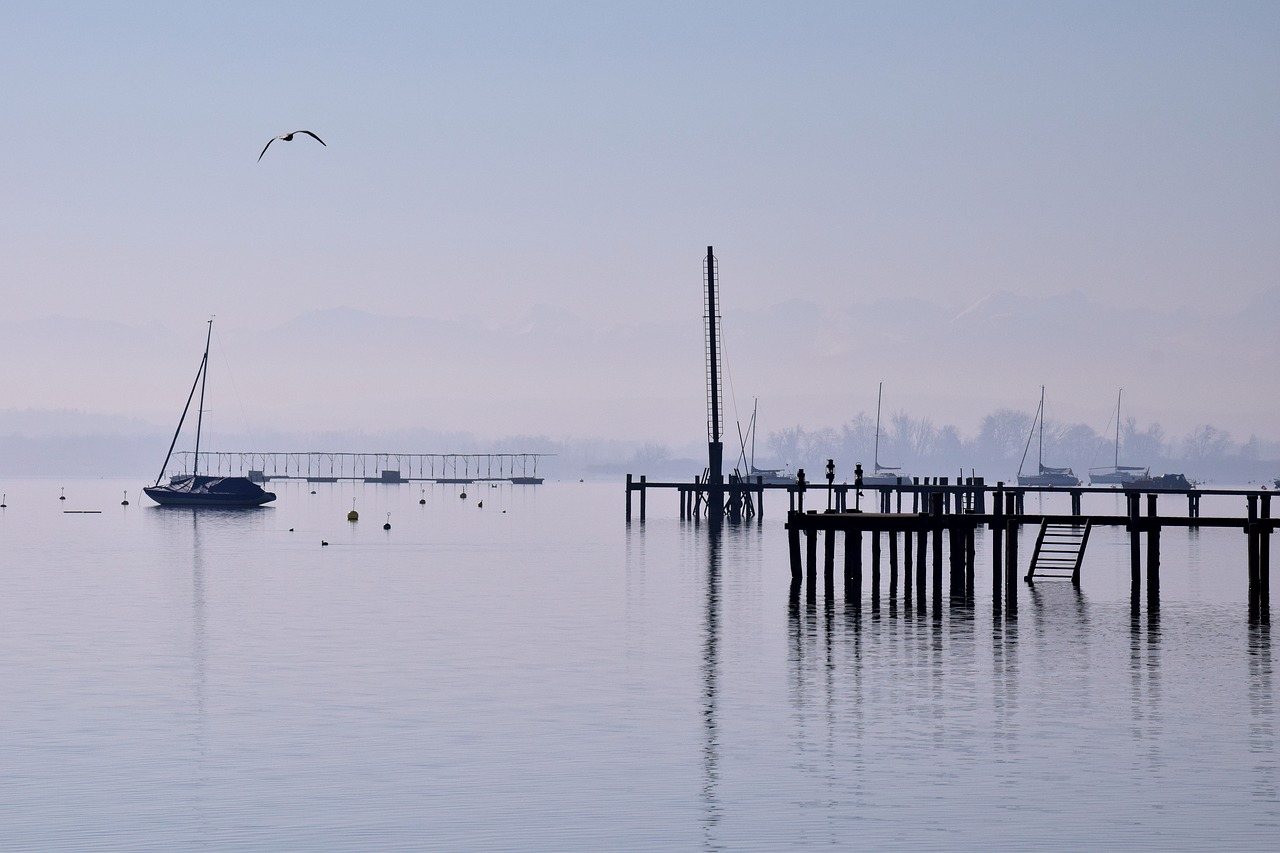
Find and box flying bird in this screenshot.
[258,129,326,161]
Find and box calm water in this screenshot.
[1,478,1274,851]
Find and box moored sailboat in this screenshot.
[1088,389,1148,485]
[864,382,910,486]
[1017,387,1080,487]
[143,320,276,508]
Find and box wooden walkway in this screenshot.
[784,490,1275,618]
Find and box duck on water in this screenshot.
[143,320,276,508]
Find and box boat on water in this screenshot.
[733,398,796,485]
[1089,389,1149,486]
[1017,387,1080,487]
[864,382,910,486]
[143,320,276,508]
[1123,473,1194,492]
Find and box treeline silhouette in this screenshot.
[765,409,1280,486]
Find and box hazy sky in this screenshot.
[2,2,1277,447]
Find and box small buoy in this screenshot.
[477,500,483,509]
[1,494,6,508]
[383,512,391,531]
[459,491,467,500]
[121,491,129,506]
[321,540,329,546]
[348,498,358,522]
[419,489,426,505]
[59,487,66,501]
[310,490,317,495]
[288,527,294,532]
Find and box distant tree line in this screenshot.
[764,410,1280,486]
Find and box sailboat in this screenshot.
[1016,386,1080,487]
[1088,389,1148,485]
[734,398,794,485]
[143,320,277,507]
[863,382,909,486]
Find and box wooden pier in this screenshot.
[782,484,1274,618]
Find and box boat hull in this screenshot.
[1088,467,1148,486]
[144,475,276,507]
[1017,472,1081,487]
[1123,474,1193,492]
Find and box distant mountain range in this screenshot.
[0,287,1275,452]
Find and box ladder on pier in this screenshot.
[1025,520,1092,583]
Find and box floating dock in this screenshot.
[171,451,550,485]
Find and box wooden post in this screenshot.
[639,475,647,521]
[845,529,862,600]
[889,530,899,600]
[855,525,865,596]
[916,526,927,610]
[1261,494,1271,608]
[805,528,817,589]
[1128,492,1142,593]
[912,477,920,513]
[965,523,976,601]
[1070,489,1082,516]
[626,473,633,521]
[1005,492,1018,609]
[1146,493,1160,607]
[974,477,986,514]
[788,520,802,583]
[871,531,881,608]
[931,494,944,612]
[992,483,1004,612]
[949,525,963,603]
[1247,495,1260,596]
[903,526,914,605]
[824,525,836,582]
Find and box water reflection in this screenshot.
[701,529,722,848]
[1249,621,1275,804]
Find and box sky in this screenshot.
[1,1,1277,451]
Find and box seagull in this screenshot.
[258,129,326,161]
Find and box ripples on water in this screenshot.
[0,479,1275,850]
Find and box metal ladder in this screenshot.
[1025,519,1092,583]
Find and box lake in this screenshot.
[0,478,1275,850]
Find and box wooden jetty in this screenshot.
[780,481,1274,618]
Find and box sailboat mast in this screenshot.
[153,320,213,485]
[874,381,883,471]
[192,320,213,474]
[1038,385,1045,472]
[1115,388,1122,469]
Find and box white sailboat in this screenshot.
[864,382,909,486]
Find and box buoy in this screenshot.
[1,494,6,508]
[310,490,317,495]
[383,512,391,531]
[59,487,66,501]
[419,489,426,505]
[347,498,359,522]
[288,528,294,532]
[459,491,467,500]
[121,490,129,506]
[477,500,483,509]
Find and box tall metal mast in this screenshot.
[704,247,723,520]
